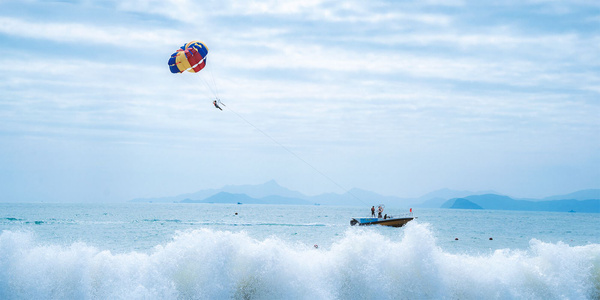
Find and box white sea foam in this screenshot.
[1,223,598,299]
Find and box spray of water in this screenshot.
[1,223,598,299]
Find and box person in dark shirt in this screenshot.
[213,100,222,110]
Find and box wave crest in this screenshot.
[1,223,598,299]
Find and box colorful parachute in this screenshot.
[168,41,209,74]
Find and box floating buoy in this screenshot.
[489,237,493,240]
[314,244,318,249]
[235,212,238,215]
[455,238,459,241]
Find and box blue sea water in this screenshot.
[0,203,599,299]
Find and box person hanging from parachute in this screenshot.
[213,100,222,110]
[168,41,221,110]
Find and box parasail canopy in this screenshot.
[168,41,209,74]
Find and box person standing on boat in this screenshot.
[371,206,375,217]
[378,205,383,218]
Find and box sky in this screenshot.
[0,0,599,203]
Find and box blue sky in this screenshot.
[0,0,598,202]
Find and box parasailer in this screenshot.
[168,41,219,108]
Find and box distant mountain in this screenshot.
[442,194,600,213]
[542,189,600,201]
[450,198,483,209]
[220,180,307,199]
[130,189,219,203]
[414,188,496,208]
[130,181,413,207]
[131,180,306,203]
[182,192,258,204]
[418,188,479,201]
[180,192,312,205]
[443,194,517,210]
[130,181,599,212]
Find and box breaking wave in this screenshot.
[1,223,598,299]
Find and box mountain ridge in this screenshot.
[443,194,600,213]
[130,180,599,212]
[180,191,313,205]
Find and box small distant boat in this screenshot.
[350,216,414,227]
[350,207,415,227]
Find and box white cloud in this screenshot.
[229,0,326,15]
[115,0,452,26]
[116,0,200,23]
[217,40,598,92]
[0,16,182,48]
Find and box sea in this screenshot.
[1,203,599,299]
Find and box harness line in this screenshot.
[221,104,368,206]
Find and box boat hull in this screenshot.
[350,217,414,227]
